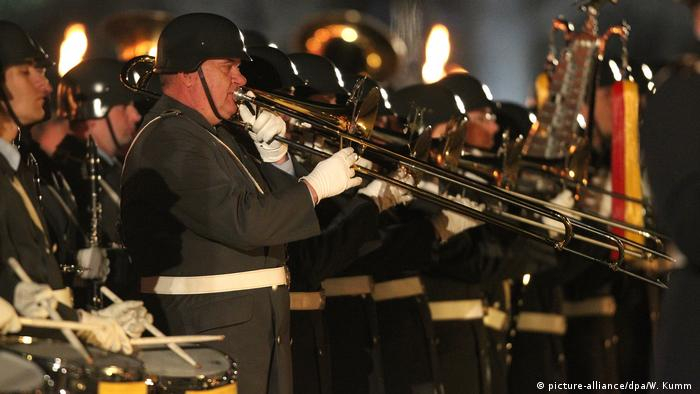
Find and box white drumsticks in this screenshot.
[7,257,93,364]
[100,286,201,368]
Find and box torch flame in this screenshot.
[422,24,451,83]
[58,23,88,76]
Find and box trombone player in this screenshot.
[121,13,362,394]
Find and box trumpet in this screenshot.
[120,55,669,288]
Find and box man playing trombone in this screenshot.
[120,13,363,394]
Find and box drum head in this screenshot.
[0,350,44,392]
[139,347,232,377]
[0,336,144,381]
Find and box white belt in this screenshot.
[562,296,617,318]
[516,312,567,335]
[372,276,424,302]
[322,275,374,297]
[290,291,325,310]
[483,306,509,331]
[140,266,289,295]
[429,299,484,321]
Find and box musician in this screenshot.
[642,0,700,384]
[389,80,503,394]
[52,58,141,298]
[120,13,361,394]
[240,46,386,394]
[0,20,149,354]
[284,51,390,394]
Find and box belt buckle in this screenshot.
[284,266,291,287]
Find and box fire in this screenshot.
[421,24,451,83]
[58,23,88,76]
[118,39,158,62]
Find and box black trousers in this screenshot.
[291,309,332,394]
[376,295,441,394]
[564,316,619,391]
[325,295,385,394]
[433,319,491,394]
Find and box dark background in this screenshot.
[2,0,696,102]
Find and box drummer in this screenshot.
[0,20,149,354]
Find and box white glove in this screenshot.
[95,300,153,338]
[432,195,485,242]
[239,99,288,162]
[0,298,21,334]
[300,147,363,203]
[78,310,132,355]
[77,247,110,281]
[357,167,414,211]
[543,189,578,238]
[13,282,56,318]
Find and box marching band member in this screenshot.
[0,20,149,355]
[121,13,361,394]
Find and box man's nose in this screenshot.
[231,68,247,87]
[36,74,52,95]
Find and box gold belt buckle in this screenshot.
[284,266,291,287]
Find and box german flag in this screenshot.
[610,79,645,250]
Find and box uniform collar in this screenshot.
[0,138,20,171]
[152,94,218,132]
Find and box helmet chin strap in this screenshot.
[0,84,27,132]
[105,115,123,153]
[197,67,238,127]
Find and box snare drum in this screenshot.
[1,336,146,393]
[137,346,237,393]
[0,350,44,392]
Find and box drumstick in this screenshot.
[100,286,200,368]
[18,317,100,331]
[130,335,225,346]
[8,258,93,364]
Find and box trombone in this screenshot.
[120,55,668,288]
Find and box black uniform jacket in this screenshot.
[53,134,123,244]
[121,95,321,394]
[0,155,77,320]
[121,95,320,278]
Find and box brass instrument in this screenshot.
[295,9,405,82]
[121,55,669,288]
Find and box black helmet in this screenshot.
[495,101,534,140]
[56,58,134,121]
[0,21,51,71]
[153,13,251,74]
[392,83,465,125]
[242,30,270,48]
[287,53,349,97]
[437,73,494,112]
[239,46,305,91]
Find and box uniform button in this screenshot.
[276,336,281,344]
[506,342,513,350]
[372,336,379,345]
[318,349,324,356]
[604,338,612,349]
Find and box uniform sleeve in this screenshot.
[642,72,700,265]
[123,124,320,251]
